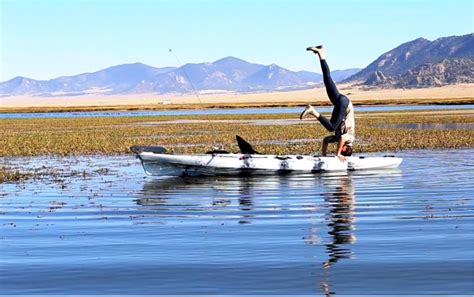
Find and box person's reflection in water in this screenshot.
[320,174,356,296]
[323,174,356,267]
[238,178,255,225]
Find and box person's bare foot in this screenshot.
[299,104,320,119]
[306,45,325,59]
[306,45,322,52]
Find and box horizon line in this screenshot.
[0,56,362,83]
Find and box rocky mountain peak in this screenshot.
[346,33,474,88]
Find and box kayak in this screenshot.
[135,152,402,176]
[131,135,402,177]
[131,145,402,177]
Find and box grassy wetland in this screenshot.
[1,109,473,159]
[1,107,473,182]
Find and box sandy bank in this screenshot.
[1,83,473,112]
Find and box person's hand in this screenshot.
[337,154,347,162]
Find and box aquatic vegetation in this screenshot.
[0,166,31,183]
[0,110,473,157]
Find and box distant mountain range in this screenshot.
[0,57,359,97]
[346,33,474,88]
[2,33,472,96]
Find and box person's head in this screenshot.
[341,145,353,156]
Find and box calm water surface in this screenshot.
[378,123,474,130]
[1,149,473,294]
[1,104,473,119]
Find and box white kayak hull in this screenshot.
[137,152,403,177]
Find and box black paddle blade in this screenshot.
[236,135,259,154]
[130,145,167,154]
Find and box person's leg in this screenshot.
[320,59,340,105]
[300,104,341,134]
[307,46,340,104]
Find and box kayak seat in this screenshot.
[236,135,259,154]
[130,145,167,154]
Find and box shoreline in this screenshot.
[1,97,473,114]
[2,83,473,113]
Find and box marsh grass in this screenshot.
[0,166,31,183]
[1,110,473,157]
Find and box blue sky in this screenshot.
[0,0,472,81]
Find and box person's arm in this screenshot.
[336,137,347,162]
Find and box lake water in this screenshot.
[1,104,473,119]
[1,149,473,294]
[378,123,474,130]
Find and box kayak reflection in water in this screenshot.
[300,45,356,162]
